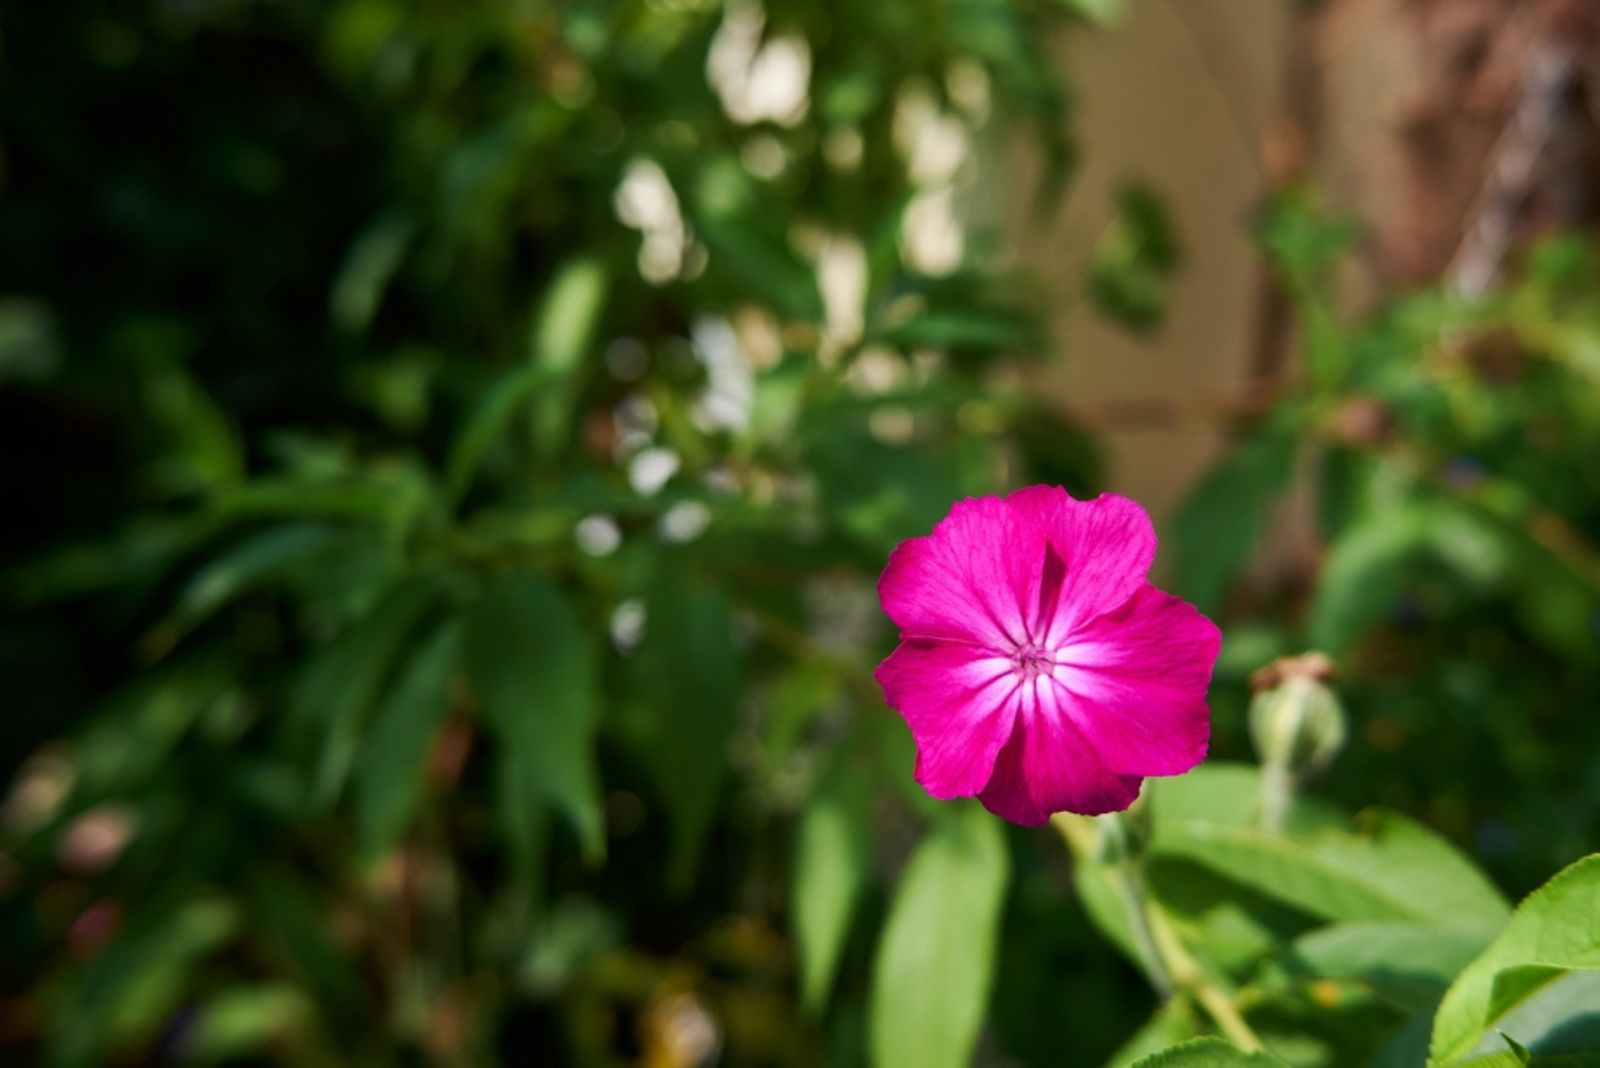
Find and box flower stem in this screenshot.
[1194,982,1266,1053]
[1256,678,1307,833]
[1059,813,1267,1053]
[1101,813,1174,998]
[1260,756,1293,834]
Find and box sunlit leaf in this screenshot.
[183,983,310,1062]
[869,804,1009,1068]
[1103,1001,1200,1068]
[1464,972,1600,1061]
[529,257,608,458]
[1149,766,1510,934]
[793,763,871,1012]
[1430,854,1600,1065]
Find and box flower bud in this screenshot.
[1250,654,1346,831]
[1249,653,1346,776]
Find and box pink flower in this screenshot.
[874,487,1221,824]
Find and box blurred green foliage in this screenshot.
[3,1,1600,1066]
[0,1,1102,1064]
[1191,195,1600,898]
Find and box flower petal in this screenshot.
[1053,585,1220,777]
[1005,487,1156,644]
[978,676,1143,824]
[878,496,1043,649]
[876,639,1019,799]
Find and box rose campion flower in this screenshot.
[875,486,1221,824]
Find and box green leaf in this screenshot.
[160,523,354,642]
[1470,971,1600,1061]
[1088,183,1181,332]
[869,804,1009,1068]
[184,983,310,1062]
[529,257,608,458]
[55,897,240,1063]
[1257,189,1360,293]
[143,364,245,494]
[1309,501,1433,654]
[69,664,228,794]
[330,211,414,334]
[1104,1002,1200,1068]
[793,764,871,1012]
[757,660,842,775]
[1309,496,1520,655]
[1069,836,1141,965]
[464,576,604,861]
[875,307,1040,352]
[1128,1037,1287,1067]
[243,872,366,1014]
[804,429,965,554]
[634,564,741,886]
[1372,1003,1440,1068]
[298,579,439,807]
[1499,1030,1533,1065]
[1149,766,1509,934]
[353,618,463,858]
[442,256,606,500]
[1170,432,1296,615]
[1146,859,1310,980]
[6,516,205,605]
[1284,923,1486,1011]
[1430,854,1600,1065]
[211,472,434,530]
[1053,0,1129,26]
[446,364,549,501]
[693,213,823,322]
[1150,764,1278,830]
[0,295,59,380]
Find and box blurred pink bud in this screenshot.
[67,899,122,958]
[56,805,137,875]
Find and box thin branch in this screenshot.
[1448,22,1579,295]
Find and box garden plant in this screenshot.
[2,1,1599,1066]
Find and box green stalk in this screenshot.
[1059,813,1266,1053]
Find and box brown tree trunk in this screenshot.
[1309,0,1600,290]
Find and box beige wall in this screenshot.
[1011,0,1292,523]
